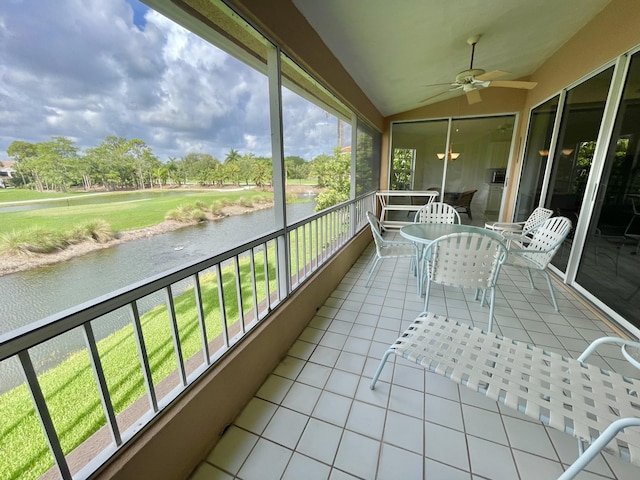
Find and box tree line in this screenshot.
[4,136,353,196]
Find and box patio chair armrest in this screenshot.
[507,244,555,256]
[577,336,640,364]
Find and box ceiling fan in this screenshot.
[421,35,537,105]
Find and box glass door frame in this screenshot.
[388,113,519,220]
[516,52,640,335]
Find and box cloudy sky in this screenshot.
[0,0,341,162]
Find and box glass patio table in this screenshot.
[400,223,491,295]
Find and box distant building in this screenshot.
[0,160,15,187]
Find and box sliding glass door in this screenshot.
[390,115,516,224]
[545,67,615,272]
[575,52,640,327]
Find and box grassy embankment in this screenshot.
[0,245,278,480]
[0,187,331,480]
[0,189,274,255]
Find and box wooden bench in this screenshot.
[370,312,640,479]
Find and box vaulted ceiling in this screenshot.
[292,0,611,116]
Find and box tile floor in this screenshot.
[189,236,640,480]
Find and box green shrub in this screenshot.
[69,220,115,244]
[210,201,224,215]
[165,204,207,223]
[237,197,254,208]
[0,227,67,255]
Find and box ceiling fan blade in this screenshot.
[419,90,451,103]
[466,89,482,104]
[475,70,509,82]
[489,80,537,89]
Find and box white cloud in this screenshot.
[0,0,341,163]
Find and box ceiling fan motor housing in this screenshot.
[456,68,486,84]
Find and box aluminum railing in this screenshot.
[0,192,375,480]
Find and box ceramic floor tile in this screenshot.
[189,463,234,480]
[237,438,292,480]
[333,430,381,479]
[190,241,628,480]
[512,450,565,480]
[297,362,332,388]
[272,355,306,380]
[390,362,424,391]
[206,426,259,475]
[388,383,424,419]
[334,350,366,374]
[383,410,423,454]
[424,393,464,431]
[345,400,386,439]
[254,374,293,404]
[234,397,277,434]
[424,421,469,471]
[462,404,508,445]
[282,452,331,480]
[502,415,557,459]
[424,459,471,479]
[467,436,519,480]
[308,345,341,367]
[325,369,360,397]
[262,406,309,449]
[296,417,343,465]
[377,442,423,480]
[312,390,353,427]
[288,340,317,360]
[281,382,322,415]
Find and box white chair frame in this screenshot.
[486,206,554,245]
[422,230,507,332]
[504,216,572,311]
[365,211,417,287]
[370,312,640,480]
[414,201,461,225]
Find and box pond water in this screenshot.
[0,198,316,392]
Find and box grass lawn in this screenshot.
[0,246,279,480]
[0,189,91,203]
[0,189,273,235]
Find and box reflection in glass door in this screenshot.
[544,66,615,272]
[515,96,559,222]
[576,52,640,328]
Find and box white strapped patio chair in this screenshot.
[422,230,508,332]
[365,211,417,287]
[370,312,640,480]
[504,216,572,311]
[486,206,554,245]
[414,201,461,224]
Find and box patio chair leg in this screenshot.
[526,268,535,288]
[423,277,433,312]
[370,349,395,389]
[365,258,381,287]
[487,287,496,332]
[542,270,559,312]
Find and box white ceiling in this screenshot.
[292,0,611,116]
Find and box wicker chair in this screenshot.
[452,189,477,220]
